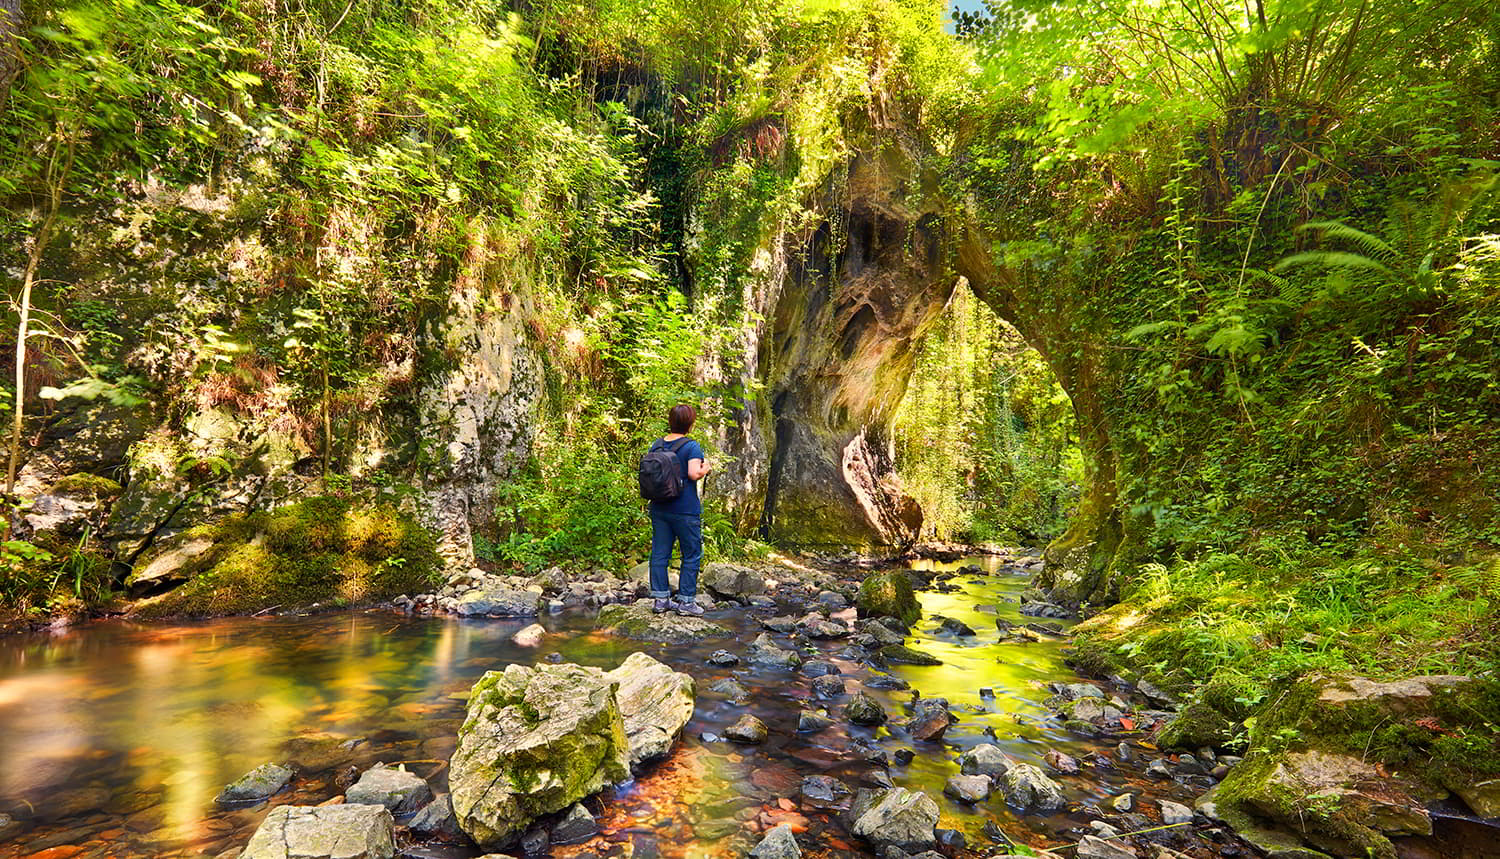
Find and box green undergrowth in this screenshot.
[132,496,440,618]
[1068,536,1500,784]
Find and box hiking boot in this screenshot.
[652,598,671,614]
[672,597,704,617]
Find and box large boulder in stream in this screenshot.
[241,804,395,859]
[856,570,921,625]
[345,763,432,815]
[448,662,629,849]
[597,600,729,643]
[606,651,696,772]
[700,562,768,600]
[455,580,543,617]
[848,787,940,851]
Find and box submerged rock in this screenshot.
[708,677,751,705]
[1044,749,1080,775]
[241,804,395,859]
[596,600,729,643]
[216,762,293,804]
[448,662,629,849]
[802,775,852,803]
[848,787,939,851]
[606,651,695,772]
[812,674,847,697]
[798,710,834,732]
[510,624,546,647]
[345,764,432,816]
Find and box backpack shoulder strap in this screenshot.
[667,437,691,453]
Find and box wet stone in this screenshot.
[942,775,992,803]
[797,710,834,732]
[706,650,739,666]
[408,794,461,839]
[959,743,1012,778]
[998,763,1065,812]
[551,803,597,844]
[747,633,803,669]
[936,617,976,636]
[812,674,847,697]
[749,823,802,859]
[241,804,395,859]
[724,715,769,744]
[345,764,432,816]
[1158,799,1193,825]
[1111,793,1135,813]
[709,678,751,705]
[801,775,852,803]
[893,749,915,765]
[1044,749,1081,775]
[216,762,293,805]
[907,698,951,741]
[846,692,888,726]
[800,659,841,678]
[865,675,910,691]
[1076,834,1138,859]
[879,645,941,666]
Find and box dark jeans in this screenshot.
[649,510,702,600]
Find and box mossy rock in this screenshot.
[130,496,440,618]
[879,644,941,666]
[596,601,729,643]
[49,472,124,498]
[1156,700,1240,750]
[856,570,920,626]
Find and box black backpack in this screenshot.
[638,437,690,502]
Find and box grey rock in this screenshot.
[455,581,542,617]
[998,763,1065,812]
[801,775,852,803]
[907,698,951,741]
[936,617,975,636]
[409,794,462,839]
[216,762,293,804]
[724,714,769,744]
[597,601,729,643]
[816,591,849,610]
[798,710,834,732]
[510,623,546,647]
[701,562,767,599]
[1075,835,1137,859]
[1136,679,1175,707]
[1146,758,1172,778]
[448,662,629,849]
[1050,682,1106,701]
[801,660,842,678]
[812,674,847,697]
[709,677,751,705]
[1110,792,1135,812]
[1044,749,1080,775]
[849,788,939,851]
[942,775,992,803]
[1158,799,1193,825]
[240,804,395,859]
[550,803,597,844]
[606,651,695,772]
[854,618,905,647]
[749,823,801,859]
[846,691,887,726]
[707,650,739,666]
[958,743,1011,778]
[346,764,433,816]
[747,633,803,669]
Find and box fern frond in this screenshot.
[1298,220,1399,262]
[1274,251,1397,279]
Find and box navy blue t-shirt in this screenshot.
[649,436,704,516]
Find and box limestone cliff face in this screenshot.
[716,143,953,548]
[416,281,541,568]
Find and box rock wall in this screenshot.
[716,143,954,549]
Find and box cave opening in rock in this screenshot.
[890,279,1082,547]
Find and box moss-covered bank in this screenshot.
[129,496,441,618]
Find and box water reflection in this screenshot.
[0,558,1197,857]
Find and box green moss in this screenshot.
[856,570,921,625]
[132,496,440,618]
[1155,700,1240,750]
[879,644,942,666]
[49,472,124,496]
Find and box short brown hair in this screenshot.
[668,404,696,434]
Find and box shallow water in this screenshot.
[0,557,1203,858]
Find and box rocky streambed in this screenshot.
[0,554,1274,859]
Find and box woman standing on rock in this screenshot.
[638,404,711,616]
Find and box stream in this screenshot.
[0,556,1211,858]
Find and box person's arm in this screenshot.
[688,457,711,480]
